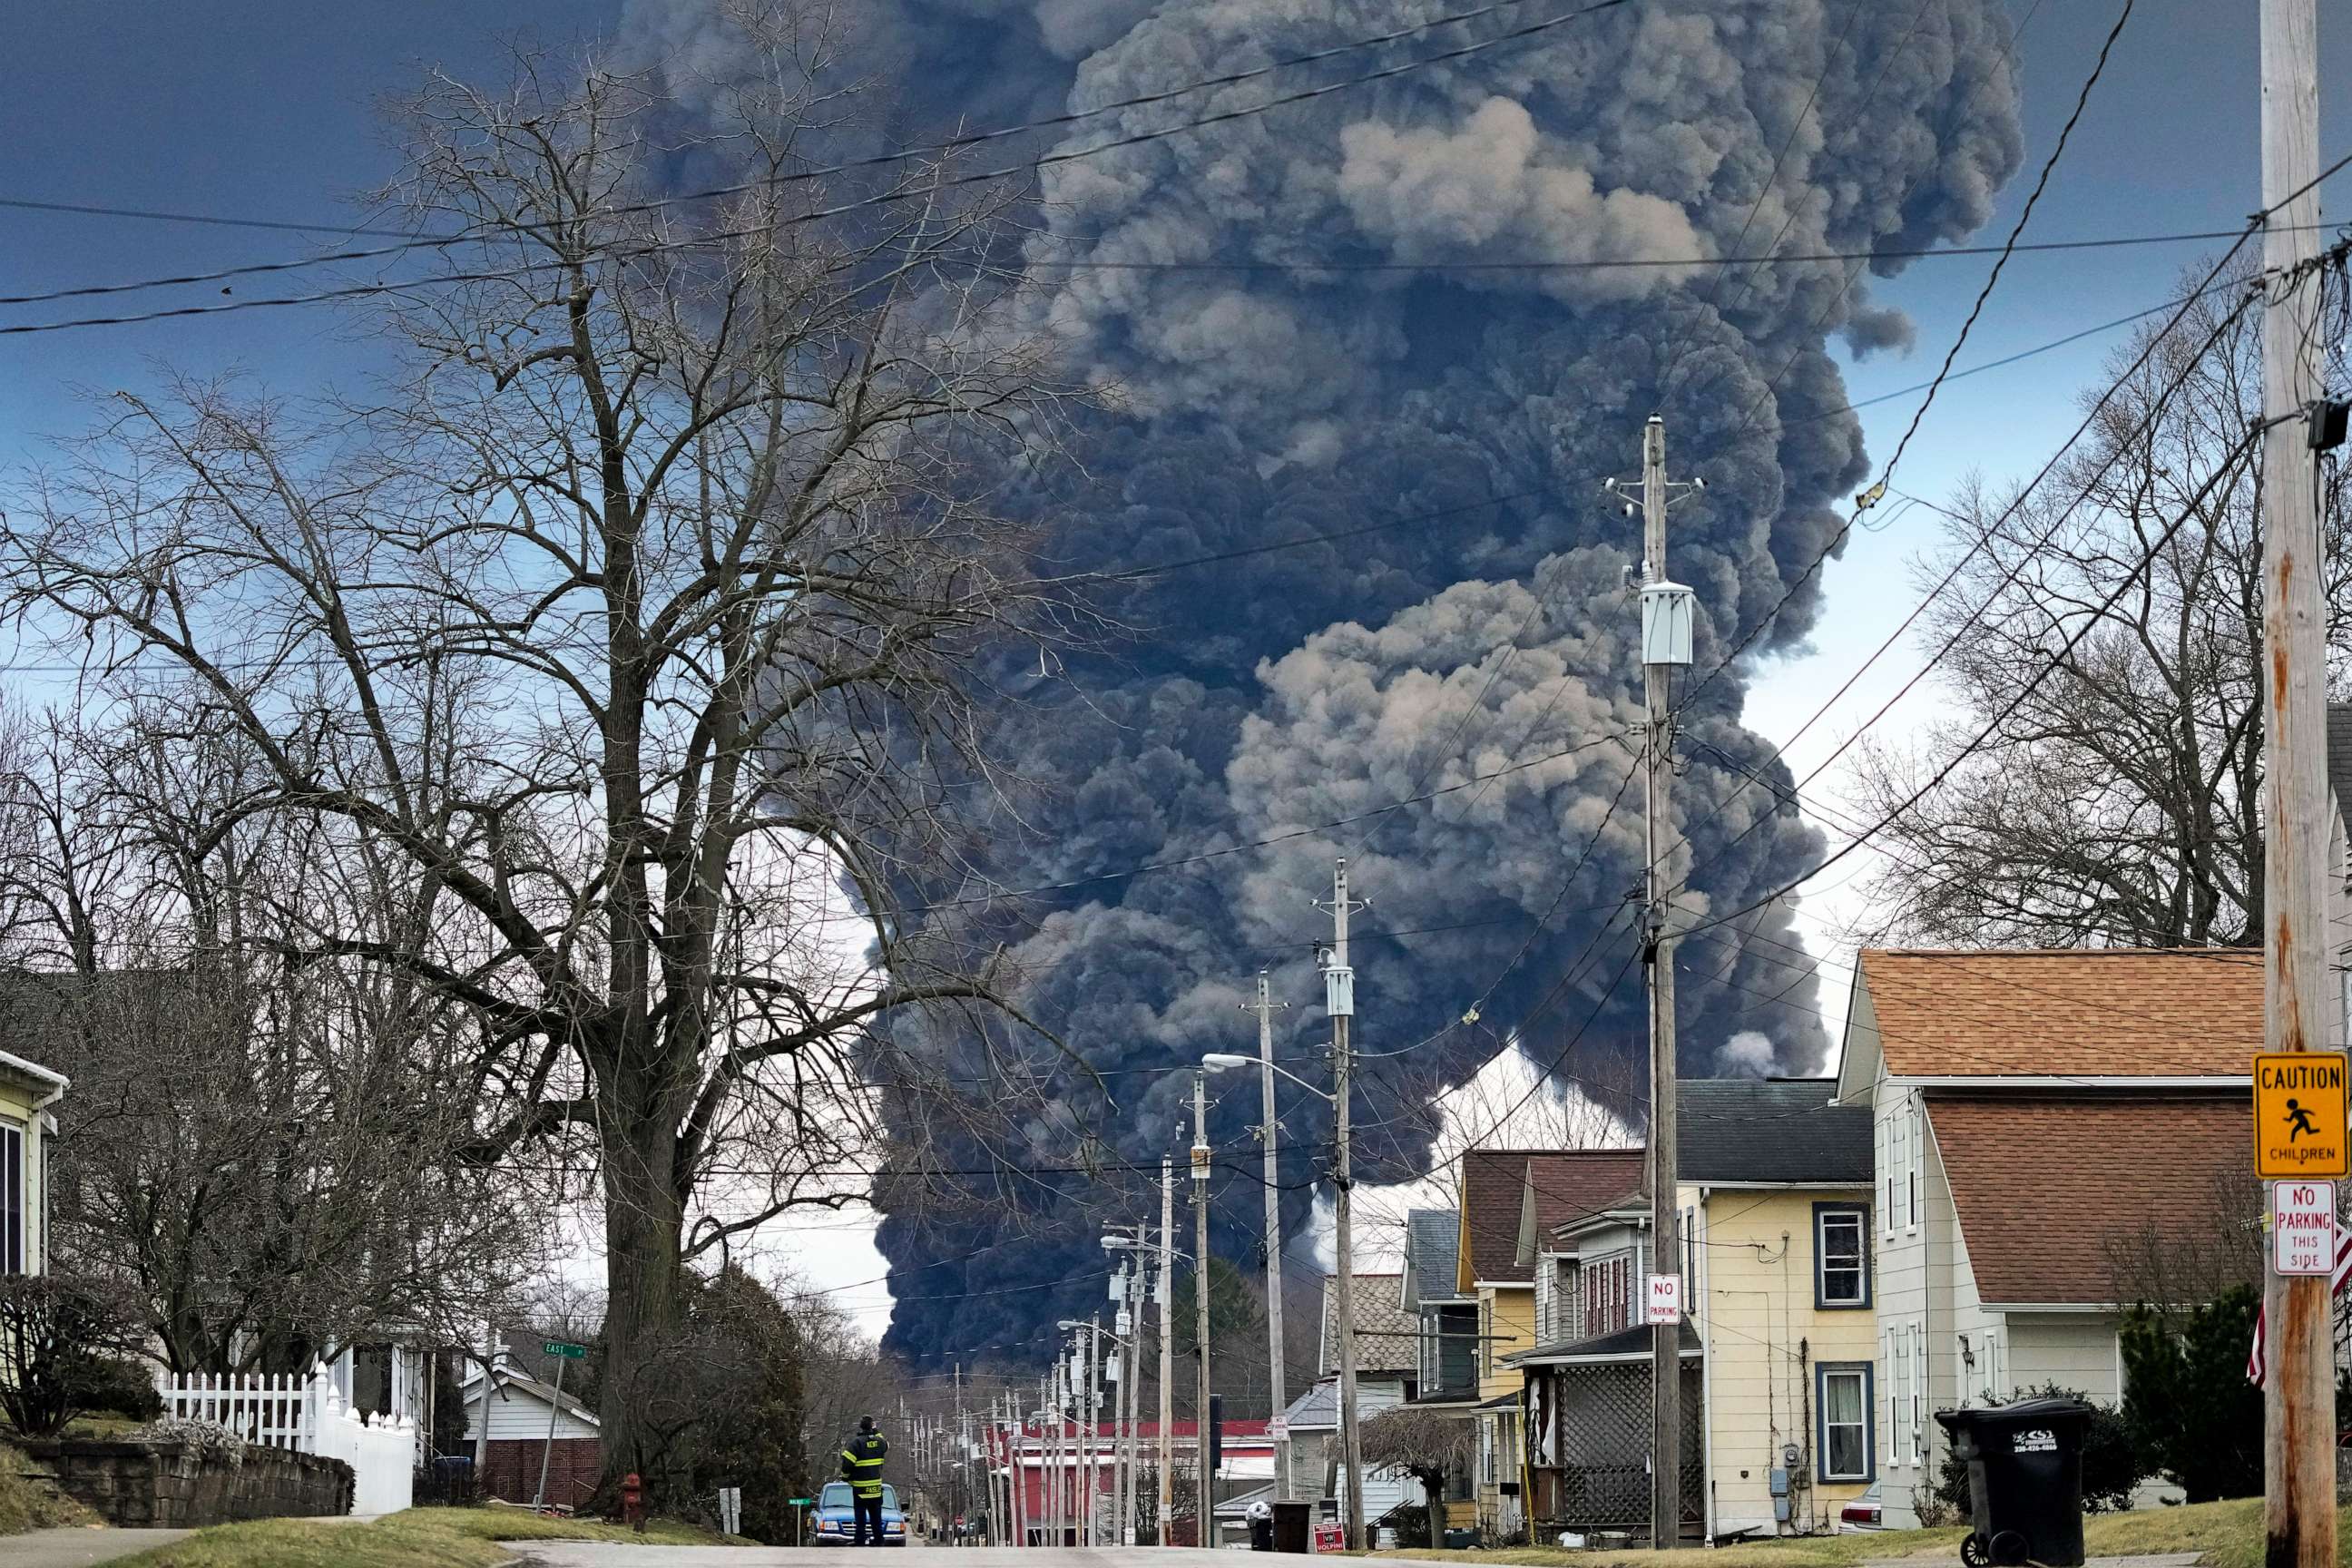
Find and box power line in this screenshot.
[1867,0,2141,492]
[1659,272,2275,922]
[1680,413,2269,946]
[0,0,1642,338]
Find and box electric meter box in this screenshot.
[1641,580,1695,667]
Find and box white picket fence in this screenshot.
[155,1365,414,1516]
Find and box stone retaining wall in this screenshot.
[20,1438,355,1528]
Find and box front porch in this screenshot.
[1520,1323,1703,1544]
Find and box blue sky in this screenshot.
[1,0,2341,1327]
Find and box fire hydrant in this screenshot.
[621,1472,646,1534]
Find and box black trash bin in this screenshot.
[1250,1507,1276,1552]
[1934,1396,2096,1568]
[1269,1500,1314,1554]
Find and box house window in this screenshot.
[1883,1332,1899,1468]
[1817,1364,1875,1483]
[1884,1110,1900,1231]
[1,1121,23,1276]
[1815,1205,1869,1308]
[1890,1332,1909,1468]
[1908,1323,1926,1466]
[1906,1098,1923,1230]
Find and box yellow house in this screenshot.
[1513,1081,1875,1544]
[0,1045,68,1277]
[1456,1147,1643,1541]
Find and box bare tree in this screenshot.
[0,703,546,1373]
[0,9,1093,1477]
[1847,257,2352,947]
[1359,1402,1473,1550]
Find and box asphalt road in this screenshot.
[509,1552,1448,1568]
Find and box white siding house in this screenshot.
[1836,949,2257,1527]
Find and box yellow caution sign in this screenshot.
[2254,1053,2350,1178]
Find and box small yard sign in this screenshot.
[542,1339,587,1359]
[2273,1181,2337,1276]
[1644,1274,1681,1326]
[2254,1053,2349,1177]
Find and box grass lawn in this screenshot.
[1370,1496,2288,1568]
[110,1506,745,1567]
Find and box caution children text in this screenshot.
[2254,1052,2350,1178]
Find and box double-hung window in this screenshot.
[1,1120,24,1276]
[1884,1110,1901,1231]
[1817,1364,1875,1483]
[1906,1098,1923,1231]
[1908,1323,1926,1465]
[1890,1332,1910,1467]
[1815,1205,1870,1308]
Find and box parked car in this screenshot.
[1838,1481,1885,1532]
[812,1481,907,1545]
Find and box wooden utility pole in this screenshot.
[1191,1072,1214,1544]
[2260,0,2333,1560]
[1322,859,1367,1550]
[1158,1157,1175,1544]
[1622,414,1700,1549]
[1246,972,1293,1495]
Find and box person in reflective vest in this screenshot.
[840,1416,889,1545]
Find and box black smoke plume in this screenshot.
[628,0,2024,1372]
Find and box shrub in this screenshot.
[75,1356,163,1423]
[2122,1286,2263,1502]
[1929,1383,2144,1517]
[132,1416,247,1467]
[0,1277,134,1437]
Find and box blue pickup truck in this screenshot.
[812,1480,906,1545]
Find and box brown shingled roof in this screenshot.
[1459,1148,1645,1284]
[1860,948,2261,1078]
[1930,1093,2249,1305]
[1318,1272,1419,1377]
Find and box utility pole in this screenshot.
[1083,1324,1099,1547]
[1124,1273,1143,1545]
[1158,1156,1175,1544]
[1320,858,1367,1551]
[473,1320,494,1477]
[1191,1070,1214,1544]
[1244,971,1294,1496]
[2261,0,2332,1554]
[1618,414,1700,1549]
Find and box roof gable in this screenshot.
[1318,1271,1417,1377]
[1401,1210,1461,1308]
[1930,1092,2247,1305]
[1459,1148,1645,1283]
[1680,1079,1870,1184]
[1857,948,2260,1079]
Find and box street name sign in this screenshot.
[1644,1274,1682,1326]
[542,1340,587,1359]
[2254,1053,2349,1177]
[2273,1181,2337,1276]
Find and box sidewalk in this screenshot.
[5,1527,193,1566]
[1867,1556,2206,1568]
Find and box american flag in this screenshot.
[2246,1225,2352,1386]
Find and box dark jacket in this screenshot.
[840,1431,888,1497]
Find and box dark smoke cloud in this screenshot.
[619,0,2024,1368]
